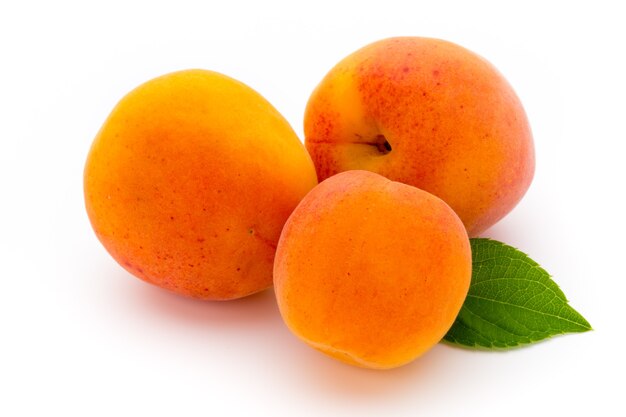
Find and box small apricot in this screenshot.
[274,170,471,369]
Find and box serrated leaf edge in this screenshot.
[444,238,593,350]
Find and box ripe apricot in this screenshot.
[274,170,471,369]
[84,69,317,300]
[305,37,535,236]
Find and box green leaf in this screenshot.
[444,238,592,349]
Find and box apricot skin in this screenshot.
[84,69,317,300]
[304,37,535,236]
[274,170,472,369]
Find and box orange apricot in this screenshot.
[305,37,535,236]
[274,170,471,369]
[84,69,317,300]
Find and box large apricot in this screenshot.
[84,70,317,300]
[305,37,535,236]
[274,170,471,369]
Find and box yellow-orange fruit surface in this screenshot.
[85,69,317,300]
[274,170,471,369]
[305,37,535,236]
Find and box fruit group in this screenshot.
[304,37,535,236]
[274,170,472,369]
[84,69,317,300]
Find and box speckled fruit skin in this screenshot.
[304,37,535,236]
[84,69,318,300]
[274,170,472,369]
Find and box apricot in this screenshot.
[84,69,317,300]
[274,170,471,369]
[304,37,535,236]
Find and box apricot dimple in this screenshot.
[273,170,472,369]
[84,69,317,300]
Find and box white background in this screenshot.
[1,1,624,416]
